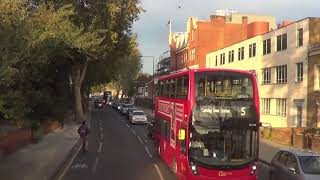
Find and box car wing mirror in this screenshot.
[288,167,297,175]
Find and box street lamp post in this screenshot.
[140,56,155,113]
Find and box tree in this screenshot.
[29,0,143,122]
[0,0,144,125]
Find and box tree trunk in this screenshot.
[71,61,88,123]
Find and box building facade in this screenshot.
[206,18,320,128]
[169,12,275,71]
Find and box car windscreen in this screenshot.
[298,156,320,174]
[133,112,144,115]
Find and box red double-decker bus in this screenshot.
[152,69,260,180]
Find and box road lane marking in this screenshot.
[101,133,103,140]
[144,146,153,158]
[154,164,165,180]
[92,157,99,174]
[98,142,102,152]
[137,136,143,144]
[130,129,136,135]
[125,124,130,128]
[144,138,148,144]
[144,134,148,139]
[56,140,83,180]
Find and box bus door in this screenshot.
[175,103,188,176]
[170,102,176,148]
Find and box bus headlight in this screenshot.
[189,162,199,176]
[250,162,257,175]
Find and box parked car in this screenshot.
[94,99,104,108]
[270,148,320,180]
[116,103,123,111]
[121,104,134,115]
[129,110,147,124]
[127,107,138,119]
[112,102,118,109]
[107,100,114,106]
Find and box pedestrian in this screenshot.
[78,121,90,152]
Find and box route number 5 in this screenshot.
[241,107,246,116]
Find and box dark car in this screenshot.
[270,148,320,180]
[94,99,104,108]
[127,107,138,119]
[121,104,134,115]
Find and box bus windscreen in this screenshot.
[189,71,258,169]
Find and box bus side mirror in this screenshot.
[178,129,186,140]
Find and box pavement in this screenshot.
[0,122,80,180]
[0,104,290,180]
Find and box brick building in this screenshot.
[169,12,275,71]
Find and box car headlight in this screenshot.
[250,162,257,175]
[189,161,199,176]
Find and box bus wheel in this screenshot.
[172,157,177,174]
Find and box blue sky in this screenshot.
[133,0,319,74]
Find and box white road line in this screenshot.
[92,157,99,174]
[144,138,148,144]
[101,133,103,140]
[98,142,102,152]
[125,124,130,128]
[100,127,103,132]
[56,140,82,180]
[144,146,153,158]
[154,164,165,180]
[130,129,136,135]
[137,136,143,144]
[144,134,148,139]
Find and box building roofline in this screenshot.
[207,17,320,55]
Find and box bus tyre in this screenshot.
[172,157,177,174]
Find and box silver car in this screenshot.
[270,148,320,180]
[129,110,147,124]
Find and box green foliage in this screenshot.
[0,0,143,126]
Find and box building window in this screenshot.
[262,68,271,84]
[220,53,225,65]
[191,48,196,60]
[238,47,244,60]
[228,50,234,63]
[297,28,303,47]
[263,38,271,55]
[296,63,303,82]
[276,65,287,83]
[249,43,256,58]
[215,55,218,66]
[277,34,287,51]
[262,98,271,114]
[276,99,287,116]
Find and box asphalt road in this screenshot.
[62,106,176,180]
[62,106,271,180]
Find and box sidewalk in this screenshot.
[0,123,80,180]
